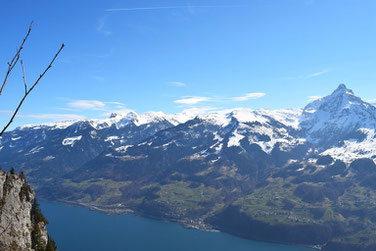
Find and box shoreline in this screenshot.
[47,199,318,250]
[54,199,215,231]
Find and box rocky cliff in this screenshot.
[0,169,56,251]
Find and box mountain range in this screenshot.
[1,84,376,250]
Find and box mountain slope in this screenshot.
[0,112,179,180]
[2,84,376,250]
[301,84,376,162]
[301,84,376,144]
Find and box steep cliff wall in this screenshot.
[0,170,55,251]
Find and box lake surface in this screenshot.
[40,201,313,251]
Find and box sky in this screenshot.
[1,0,376,129]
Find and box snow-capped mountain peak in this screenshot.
[333,83,354,95]
[302,84,359,116]
[6,84,376,164]
[300,84,376,147]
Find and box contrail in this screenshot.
[105,5,247,12]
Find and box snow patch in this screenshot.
[115,145,132,153]
[105,136,120,145]
[62,136,82,146]
[43,156,55,161]
[321,128,376,163]
[26,146,44,155]
[228,131,245,147]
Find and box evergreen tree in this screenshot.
[45,235,58,251]
[19,171,25,180]
[31,199,48,224]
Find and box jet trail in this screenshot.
[105,5,247,12]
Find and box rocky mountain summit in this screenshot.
[301,84,376,148]
[0,170,56,250]
[2,84,376,250]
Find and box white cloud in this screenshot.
[97,17,112,36]
[22,113,85,121]
[68,100,107,110]
[288,69,330,80]
[1,99,129,125]
[59,99,128,117]
[105,5,247,12]
[233,92,265,101]
[173,92,266,106]
[91,75,105,82]
[174,96,211,105]
[56,107,78,112]
[308,96,322,102]
[180,107,218,115]
[104,101,126,106]
[306,70,329,78]
[168,81,186,87]
[0,110,85,122]
[0,110,12,115]
[367,99,376,103]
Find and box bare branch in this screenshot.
[0,43,64,137]
[0,21,33,97]
[27,44,64,94]
[20,60,27,94]
[9,55,20,72]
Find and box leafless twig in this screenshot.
[0,21,64,137]
[0,21,33,96]
[21,60,27,94]
[0,44,64,137]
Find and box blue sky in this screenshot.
[1,0,376,129]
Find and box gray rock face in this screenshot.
[0,170,48,250]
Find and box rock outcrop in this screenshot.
[0,169,55,251]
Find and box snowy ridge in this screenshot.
[6,84,376,163]
[196,108,301,128]
[258,108,302,129]
[16,110,197,132]
[18,120,80,130]
[225,109,305,153]
[13,108,301,133]
[321,128,376,163]
[301,84,376,143]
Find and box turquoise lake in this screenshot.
[40,201,313,251]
